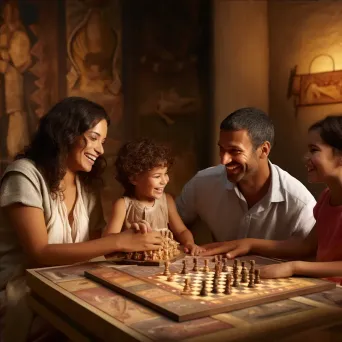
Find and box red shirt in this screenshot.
[314,188,342,262]
[314,188,342,284]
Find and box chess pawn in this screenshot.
[222,258,229,272]
[181,260,188,274]
[240,261,246,275]
[212,278,219,294]
[203,259,210,272]
[233,259,239,273]
[142,252,147,261]
[224,275,232,295]
[126,252,133,259]
[182,278,192,295]
[192,258,198,272]
[233,259,239,269]
[248,272,255,288]
[232,270,239,287]
[133,252,139,260]
[240,261,248,283]
[200,280,208,296]
[163,261,171,276]
[254,269,261,284]
[249,260,255,274]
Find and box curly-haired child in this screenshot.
[103,138,204,255]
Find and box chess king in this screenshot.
[103,138,205,259]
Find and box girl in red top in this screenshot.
[201,115,342,283]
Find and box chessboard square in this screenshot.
[112,275,134,284]
[137,288,172,299]
[114,279,145,288]
[154,294,181,303]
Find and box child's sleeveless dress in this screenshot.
[123,193,169,231]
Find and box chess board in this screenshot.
[85,255,336,322]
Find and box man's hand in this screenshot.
[201,238,253,259]
[130,220,152,234]
[259,262,295,279]
[184,243,206,256]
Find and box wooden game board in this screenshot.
[84,255,336,322]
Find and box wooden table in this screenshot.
[26,259,342,342]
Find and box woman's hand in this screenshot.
[130,220,152,234]
[184,243,206,256]
[201,239,253,258]
[115,229,162,252]
[260,262,295,279]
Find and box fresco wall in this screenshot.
[0,0,211,219]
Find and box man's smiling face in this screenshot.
[218,129,261,183]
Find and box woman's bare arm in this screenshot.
[5,204,162,266]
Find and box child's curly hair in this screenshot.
[115,138,174,196]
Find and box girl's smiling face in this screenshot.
[131,165,169,203]
[306,129,342,183]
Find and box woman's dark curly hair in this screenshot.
[115,138,174,196]
[17,97,110,198]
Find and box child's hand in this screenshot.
[131,220,152,234]
[118,229,162,252]
[184,243,206,256]
[260,262,295,279]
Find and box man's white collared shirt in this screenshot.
[176,163,316,241]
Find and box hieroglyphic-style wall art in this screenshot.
[123,0,211,195]
[66,0,123,155]
[0,0,41,172]
[289,55,342,107]
[133,0,203,125]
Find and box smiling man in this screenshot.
[176,107,316,242]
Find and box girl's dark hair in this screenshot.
[17,97,110,197]
[115,138,174,196]
[309,115,342,151]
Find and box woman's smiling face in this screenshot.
[66,119,108,173]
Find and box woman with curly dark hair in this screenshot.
[103,138,204,256]
[0,97,162,342]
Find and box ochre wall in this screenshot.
[212,0,269,165]
[268,1,342,198]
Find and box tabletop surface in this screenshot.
[26,257,342,342]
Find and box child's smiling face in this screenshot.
[305,129,342,183]
[131,165,169,202]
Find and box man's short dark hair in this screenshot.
[220,107,274,148]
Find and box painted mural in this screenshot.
[124,0,211,196]
[0,0,40,172]
[65,0,123,155]
[0,0,210,217]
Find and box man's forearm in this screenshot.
[251,238,315,259]
[176,230,195,246]
[293,261,342,278]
